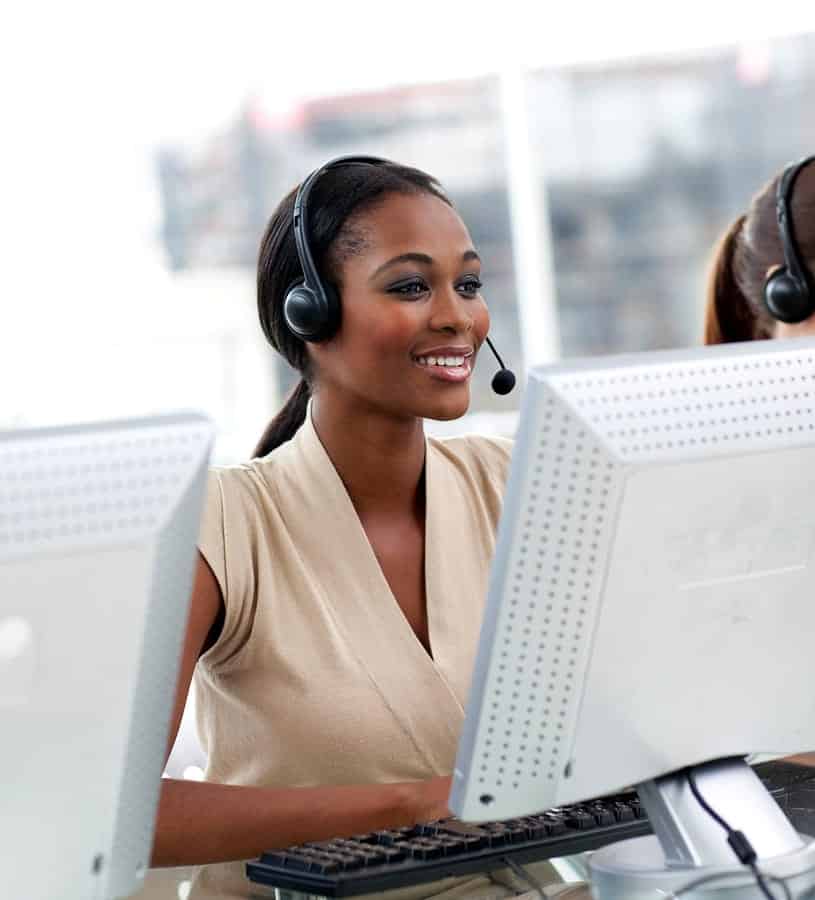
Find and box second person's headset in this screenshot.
[764,154,815,324]
[283,155,516,394]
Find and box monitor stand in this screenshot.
[590,757,815,899]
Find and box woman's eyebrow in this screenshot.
[370,250,481,281]
[370,252,434,280]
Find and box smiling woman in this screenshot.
[255,160,491,453]
[150,157,573,897]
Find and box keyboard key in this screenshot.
[542,813,568,835]
[436,823,489,850]
[565,809,596,830]
[588,803,617,826]
[283,854,316,872]
[258,851,289,867]
[611,801,636,823]
[378,846,407,862]
[396,839,444,860]
[308,856,341,875]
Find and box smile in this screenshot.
[412,350,473,383]
[415,354,467,367]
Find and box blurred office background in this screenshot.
[153,34,815,448]
[3,3,815,775]
[4,5,815,463]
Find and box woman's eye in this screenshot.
[388,279,428,297]
[458,277,483,296]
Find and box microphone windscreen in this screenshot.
[491,368,516,395]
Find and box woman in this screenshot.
[704,155,815,345]
[151,156,582,897]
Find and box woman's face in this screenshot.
[309,191,490,422]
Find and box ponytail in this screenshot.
[703,214,759,345]
[253,378,311,458]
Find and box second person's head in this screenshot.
[705,155,815,345]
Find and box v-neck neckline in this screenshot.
[305,407,437,664]
[266,411,501,768]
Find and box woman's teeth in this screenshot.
[416,356,466,367]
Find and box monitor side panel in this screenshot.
[105,459,210,899]
[450,375,626,822]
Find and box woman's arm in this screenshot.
[784,753,815,766]
[151,553,452,866]
[153,773,452,866]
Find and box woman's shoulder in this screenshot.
[428,432,514,483]
[204,451,286,510]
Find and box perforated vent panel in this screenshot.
[553,348,815,463]
[452,382,624,822]
[0,416,213,559]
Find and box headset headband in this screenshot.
[776,155,815,287]
[292,155,389,292]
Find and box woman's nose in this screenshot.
[429,287,473,333]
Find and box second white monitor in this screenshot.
[452,337,815,822]
[0,414,213,900]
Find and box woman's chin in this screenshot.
[422,394,470,422]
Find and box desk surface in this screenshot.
[133,858,590,900]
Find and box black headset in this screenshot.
[284,155,385,342]
[283,155,516,394]
[764,154,815,324]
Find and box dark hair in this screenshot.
[253,159,451,457]
[704,162,815,344]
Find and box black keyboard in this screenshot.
[754,759,815,837]
[246,793,648,897]
[246,761,815,898]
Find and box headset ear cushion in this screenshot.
[765,269,814,324]
[284,284,323,340]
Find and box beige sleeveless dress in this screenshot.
[192,411,588,898]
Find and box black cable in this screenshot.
[502,856,546,898]
[686,768,791,900]
[749,863,793,900]
[484,336,507,370]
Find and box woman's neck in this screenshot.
[310,394,426,519]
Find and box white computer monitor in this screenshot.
[451,337,815,824]
[0,413,213,900]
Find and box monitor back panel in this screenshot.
[0,414,212,900]
[452,338,815,822]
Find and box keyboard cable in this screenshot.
[502,856,547,898]
[502,857,589,898]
